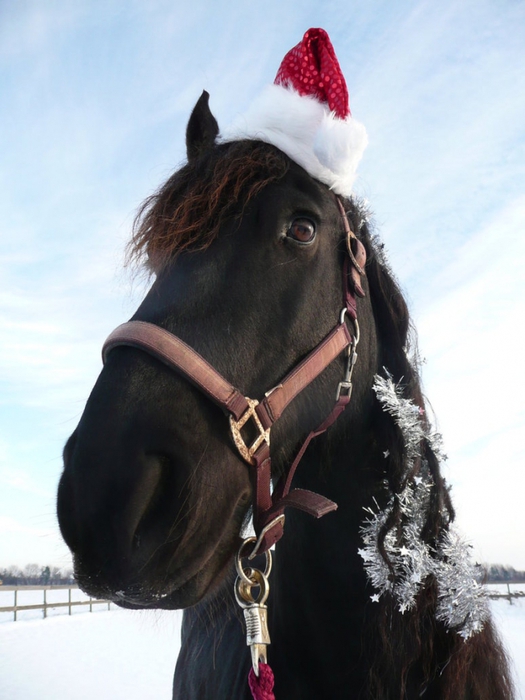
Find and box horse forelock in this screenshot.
[127,140,290,273]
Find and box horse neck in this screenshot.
[268,416,382,692]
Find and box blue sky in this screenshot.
[1,0,524,570]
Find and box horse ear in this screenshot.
[186,90,219,161]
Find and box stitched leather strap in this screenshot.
[103,318,352,555]
[103,320,351,429]
[256,324,351,427]
[252,393,351,552]
[103,321,250,421]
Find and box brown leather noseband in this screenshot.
[102,199,366,555]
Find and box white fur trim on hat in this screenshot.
[219,84,368,196]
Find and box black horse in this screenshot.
[57,92,514,699]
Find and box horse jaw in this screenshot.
[58,368,252,608]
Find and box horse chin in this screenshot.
[73,493,249,610]
[111,550,237,610]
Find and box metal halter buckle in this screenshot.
[229,398,270,465]
[335,316,360,402]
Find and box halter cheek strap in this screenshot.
[102,199,366,555]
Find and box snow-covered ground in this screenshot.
[0,589,523,699]
[490,594,525,698]
[0,607,183,699]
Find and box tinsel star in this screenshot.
[358,373,489,639]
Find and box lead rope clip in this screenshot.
[235,537,273,678]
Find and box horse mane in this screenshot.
[129,141,514,698]
[128,141,289,272]
[343,200,454,538]
[345,203,514,698]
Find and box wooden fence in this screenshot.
[0,585,112,621]
[1,583,522,623]
[486,583,525,605]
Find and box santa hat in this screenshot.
[220,28,367,196]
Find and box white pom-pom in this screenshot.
[313,114,368,194]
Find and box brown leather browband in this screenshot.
[102,198,366,555]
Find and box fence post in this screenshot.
[507,583,513,605]
[2,585,112,620]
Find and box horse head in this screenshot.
[57,90,379,609]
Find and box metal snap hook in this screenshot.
[235,568,270,608]
[235,536,272,586]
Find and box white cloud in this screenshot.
[416,196,525,451]
[411,196,525,567]
[0,4,83,59]
[0,469,53,500]
[0,515,52,537]
[0,516,72,568]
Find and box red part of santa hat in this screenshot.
[275,28,350,119]
[220,28,367,196]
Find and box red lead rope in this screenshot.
[249,664,276,700]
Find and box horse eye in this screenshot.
[287,218,316,244]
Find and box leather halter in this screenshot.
[102,199,366,555]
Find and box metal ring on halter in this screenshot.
[235,537,272,586]
[235,568,270,608]
[339,309,360,345]
[336,314,360,402]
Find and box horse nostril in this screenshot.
[128,452,178,555]
[124,453,165,545]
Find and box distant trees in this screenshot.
[0,564,74,585]
[1,562,524,585]
[483,564,525,583]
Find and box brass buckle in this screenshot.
[229,398,270,465]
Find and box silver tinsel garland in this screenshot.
[358,373,489,639]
